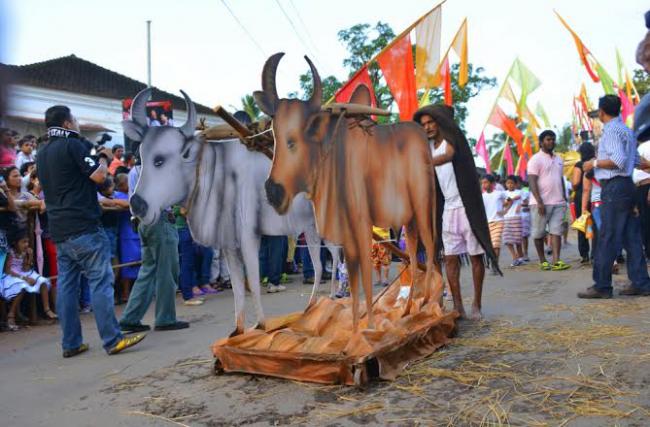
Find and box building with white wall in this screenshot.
[0,54,222,149]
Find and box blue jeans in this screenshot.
[177,227,195,301]
[298,244,328,280]
[259,236,285,285]
[56,230,122,352]
[593,177,650,292]
[194,244,214,285]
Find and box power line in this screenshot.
[274,0,321,66]
[288,0,321,56]
[219,0,266,57]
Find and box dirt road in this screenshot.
[1,247,649,426]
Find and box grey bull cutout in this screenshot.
[123,88,339,336]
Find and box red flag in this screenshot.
[503,141,514,175]
[619,89,634,124]
[518,155,528,180]
[441,56,452,106]
[334,65,377,106]
[489,106,524,156]
[476,131,490,173]
[377,33,418,120]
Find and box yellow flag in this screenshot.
[419,88,431,107]
[499,82,522,118]
[450,18,468,87]
[415,6,442,90]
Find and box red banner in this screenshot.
[377,34,418,120]
[441,56,452,106]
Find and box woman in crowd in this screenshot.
[572,145,591,263]
[114,173,139,303]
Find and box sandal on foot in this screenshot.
[6,316,20,331]
[44,309,58,320]
[539,261,552,271]
[551,260,571,271]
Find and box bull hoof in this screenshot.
[214,358,224,375]
[253,322,266,331]
[228,328,244,338]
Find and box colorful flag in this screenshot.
[625,70,640,104]
[334,65,377,106]
[616,48,625,88]
[475,131,490,173]
[554,11,600,83]
[499,83,521,117]
[596,63,616,95]
[509,58,541,110]
[414,6,442,90]
[441,56,452,106]
[535,102,550,128]
[503,139,514,175]
[489,105,524,156]
[418,89,431,107]
[377,33,418,120]
[450,18,469,87]
[619,89,634,125]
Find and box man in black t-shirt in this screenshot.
[37,105,146,358]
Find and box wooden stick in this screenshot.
[212,105,274,160]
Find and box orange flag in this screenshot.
[377,33,418,120]
[489,105,524,156]
[554,11,600,83]
[334,65,377,106]
[441,56,452,106]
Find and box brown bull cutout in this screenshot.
[256,53,444,333]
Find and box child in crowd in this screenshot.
[113,173,139,303]
[503,175,525,267]
[371,226,391,287]
[15,136,36,171]
[2,229,57,324]
[98,175,129,304]
[481,174,506,274]
[334,256,349,298]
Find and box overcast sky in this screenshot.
[2,0,647,138]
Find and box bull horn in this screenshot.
[322,103,391,117]
[262,52,284,106]
[131,87,151,128]
[304,56,322,112]
[179,90,196,138]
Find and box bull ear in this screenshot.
[253,90,276,117]
[348,84,372,106]
[122,120,145,142]
[180,137,207,164]
[306,114,330,143]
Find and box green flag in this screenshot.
[509,58,542,110]
[615,48,625,88]
[595,62,616,95]
[535,102,550,128]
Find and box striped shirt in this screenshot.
[594,116,639,181]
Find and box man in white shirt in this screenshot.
[414,104,499,320]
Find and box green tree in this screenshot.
[291,21,496,129]
[555,124,573,153]
[239,94,261,121]
[633,69,650,97]
[421,63,496,130]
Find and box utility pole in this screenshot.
[146,20,152,87]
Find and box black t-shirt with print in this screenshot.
[37,128,102,243]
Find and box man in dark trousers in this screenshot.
[579,95,650,298]
[37,105,146,357]
[414,104,500,320]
